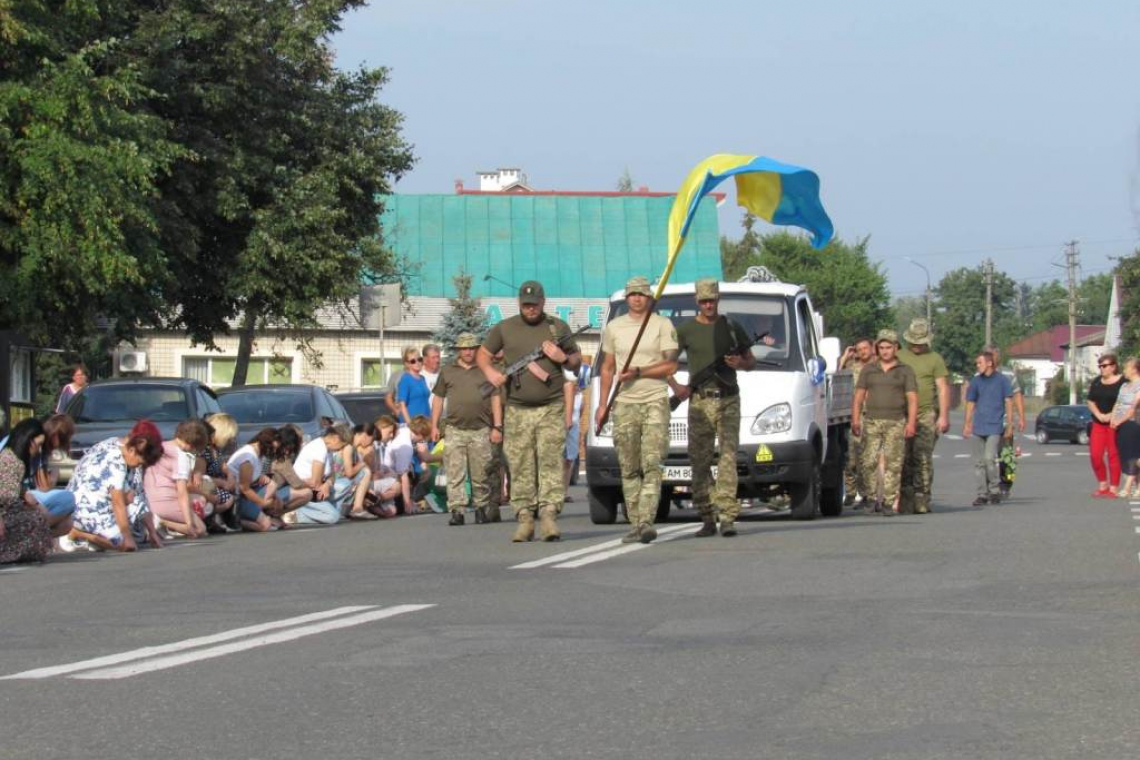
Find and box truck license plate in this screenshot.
[663,466,716,482]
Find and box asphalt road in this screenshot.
[2,429,1138,760]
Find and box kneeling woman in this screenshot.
[144,419,212,538]
[227,427,283,532]
[0,420,54,564]
[67,421,165,552]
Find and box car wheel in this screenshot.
[588,487,621,524]
[1036,429,1048,444]
[790,459,821,521]
[1077,430,1089,446]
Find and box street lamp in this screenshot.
[482,273,517,294]
[904,257,933,328]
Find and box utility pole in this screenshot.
[1065,241,1081,404]
[983,259,994,348]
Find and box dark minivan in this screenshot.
[217,384,352,444]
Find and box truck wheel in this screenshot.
[790,461,821,520]
[820,482,843,517]
[588,487,621,524]
[656,486,673,523]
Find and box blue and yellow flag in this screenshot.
[658,154,833,297]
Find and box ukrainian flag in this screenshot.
[667,154,834,271]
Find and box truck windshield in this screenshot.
[605,294,797,370]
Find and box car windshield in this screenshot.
[605,293,795,369]
[68,386,188,423]
[218,390,314,424]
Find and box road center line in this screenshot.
[1045,453,1062,457]
[0,605,376,680]
[71,604,435,680]
[509,522,696,569]
[554,524,703,568]
[954,454,969,459]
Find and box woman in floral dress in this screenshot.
[0,420,53,564]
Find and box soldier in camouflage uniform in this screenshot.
[668,279,756,537]
[479,281,581,542]
[840,337,874,506]
[851,330,917,516]
[431,333,503,526]
[898,319,950,514]
[595,276,679,544]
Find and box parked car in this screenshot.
[334,391,392,425]
[217,384,352,444]
[57,377,222,483]
[1034,404,1092,445]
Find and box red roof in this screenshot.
[1005,325,1104,362]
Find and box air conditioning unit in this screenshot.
[118,351,148,374]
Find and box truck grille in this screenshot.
[669,420,687,443]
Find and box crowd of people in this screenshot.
[1084,353,1140,498]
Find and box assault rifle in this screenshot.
[668,331,770,411]
[480,323,591,398]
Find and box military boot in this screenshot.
[620,526,641,544]
[449,511,465,526]
[512,509,535,542]
[537,505,561,542]
[473,507,487,524]
[638,524,657,544]
[694,518,717,538]
[487,505,502,523]
[719,521,737,537]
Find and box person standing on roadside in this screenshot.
[431,333,503,526]
[1109,357,1140,498]
[55,364,88,414]
[840,338,874,507]
[963,351,1013,507]
[667,279,755,537]
[851,330,917,516]
[897,319,951,514]
[595,276,679,545]
[478,281,582,542]
[1086,353,1124,497]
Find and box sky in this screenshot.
[332,0,1140,300]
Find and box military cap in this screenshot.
[876,329,900,347]
[625,276,652,297]
[454,332,480,349]
[903,318,933,346]
[518,280,545,304]
[695,278,720,300]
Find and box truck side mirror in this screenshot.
[818,337,841,374]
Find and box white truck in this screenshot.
[585,267,853,523]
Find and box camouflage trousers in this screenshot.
[443,426,494,513]
[613,398,670,527]
[488,442,508,507]
[900,411,939,514]
[503,403,566,516]
[844,428,865,498]
[861,418,906,506]
[688,393,741,522]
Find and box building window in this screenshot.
[182,357,293,388]
[361,359,399,389]
[9,348,32,403]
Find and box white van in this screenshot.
[585,267,852,523]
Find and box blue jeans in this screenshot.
[237,485,270,522]
[294,477,354,524]
[29,489,76,519]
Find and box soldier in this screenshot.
[667,278,756,537]
[431,333,503,526]
[595,276,679,544]
[898,319,950,514]
[840,337,874,507]
[478,281,582,542]
[851,330,917,516]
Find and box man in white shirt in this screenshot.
[291,425,353,524]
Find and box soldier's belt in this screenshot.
[694,386,738,399]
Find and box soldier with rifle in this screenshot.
[594,276,679,545]
[478,280,582,542]
[666,279,756,537]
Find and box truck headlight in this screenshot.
[751,403,792,435]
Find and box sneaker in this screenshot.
[639,525,658,544]
[972,497,988,507]
[56,535,80,553]
[448,512,465,526]
[620,527,641,544]
[990,493,1002,505]
[720,521,737,536]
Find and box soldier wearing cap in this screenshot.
[898,319,950,514]
[478,280,582,542]
[431,332,503,526]
[667,278,755,537]
[595,276,679,544]
[852,329,918,515]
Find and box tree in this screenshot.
[892,296,928,337]
[432,272,489,359]
[1114,248,1140,356]
[616,167,635,192]
[932,265,1021,374]
[720,219,893,345]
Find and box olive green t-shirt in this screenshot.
[433,361,491,429]
[897,347,949,415]
[676,317,751,390]
[856,361,918,420]
[601,313,679,403]
[483,314,579,407]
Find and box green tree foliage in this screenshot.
[432,272,489,359]
[616,168,635,192]
[891,296,929,337]
[1025,274,1113,334]
[720,217,892,345]
[1114,249,1140,357]
[932,265,1021,374]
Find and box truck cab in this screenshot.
[585,268,849,524]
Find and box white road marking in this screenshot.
[932,455,940,459]
[1074,451,1089,456]
[944,434,963,440]
[509,522,698,569]
[1135,527,1140,534]
[1022,434,1036,441]
[954,454,969,459]
[71,604,435,680]
[0,605,376,680]
[554,525,703,568]
[0,567,23,574]
[1020,452,1033,458]
[1046,453,1062,457]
